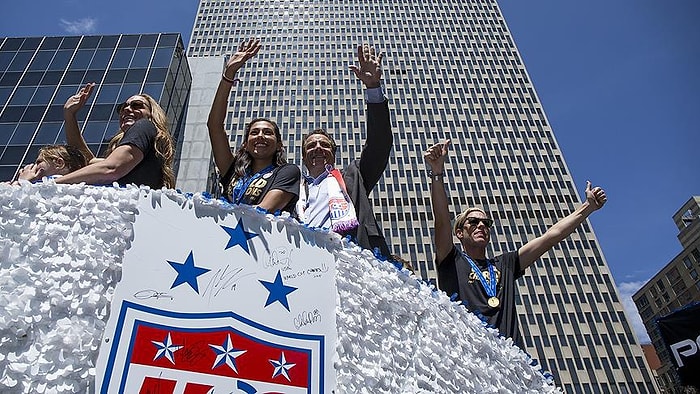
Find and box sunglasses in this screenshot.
[464,217,494,228]
[116,100,149,114]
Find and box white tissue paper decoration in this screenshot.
[0,181,559,393]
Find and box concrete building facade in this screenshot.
[177,1,657,391]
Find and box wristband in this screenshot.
[221,73,238,84]
[428,170,444,181]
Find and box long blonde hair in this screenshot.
[105,94,175,188]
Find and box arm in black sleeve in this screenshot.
[358,99,392,194]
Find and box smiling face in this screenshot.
[302,132,336,177]
[244,120,281,162]
[118,95,152,130]
[455,209,492,249]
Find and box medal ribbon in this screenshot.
[231,164,276,204]
[462,252,497,298]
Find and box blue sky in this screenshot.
[2,1,699,343]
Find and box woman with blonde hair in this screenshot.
[55,83,175,188]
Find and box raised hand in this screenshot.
[349,43,384,88]
[64,83,95,116]
[223,38,261,81]
[585,181,607,209]
[424,139,451,173]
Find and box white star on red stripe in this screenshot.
[209,334,247,373]
[151,332,183,365]
[270,352,296,381]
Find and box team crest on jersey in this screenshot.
[328,197,350,220]
[95,191,337,393]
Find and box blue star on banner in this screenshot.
[270,351,296,381]
[259,271,298,311]
[221,219,258,254]
[167,251,211,293]
[209,334,247,373]
[151,332,183,365]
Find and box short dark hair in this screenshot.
[301,128,338,156]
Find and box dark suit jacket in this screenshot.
[341,100,393,257]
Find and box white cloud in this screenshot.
[59,17,97,34]
[617,280,651,344]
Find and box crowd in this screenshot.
[6,38,607,346]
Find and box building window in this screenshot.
[656,280,665,292]
[636,295,649,308]
[666,266,681,284]
[691,248,700,263]
[683,256,693,269]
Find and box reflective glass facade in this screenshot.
[184,1,657,391]
[0,33,191,182]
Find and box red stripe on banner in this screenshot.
[139,376,176,393]
[183,382,216,393]
[129,325,310,387]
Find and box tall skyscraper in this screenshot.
[0,33,191,182]
[634,196,700,392]
[180,1,657,391]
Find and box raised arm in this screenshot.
[351,44,392,192]
[518,181,607,270]
[425,140,453,264]
[63,83,97,162]
[207,38,261,175]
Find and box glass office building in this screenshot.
[180,1,658,391]
[0,33,191,182]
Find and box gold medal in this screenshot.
[487,297,500,308]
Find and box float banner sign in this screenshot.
[95,192,338,393]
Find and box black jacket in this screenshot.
[341,100,393,257]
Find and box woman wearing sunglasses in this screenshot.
[53,83,175,188]
[207,38,300,214]
[425,139,607,349]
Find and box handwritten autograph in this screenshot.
[202,264,255,300]
[133,290,174,300]
[265,247,293,271]
[294,309,321,330]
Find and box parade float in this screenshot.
[0,182,558,393]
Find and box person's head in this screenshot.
[302,129,338,177]
[35,145,88,176]
[230,118,286,179]
[108,93,175,188]
[454,207,493,250]
[117,94,153,131]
